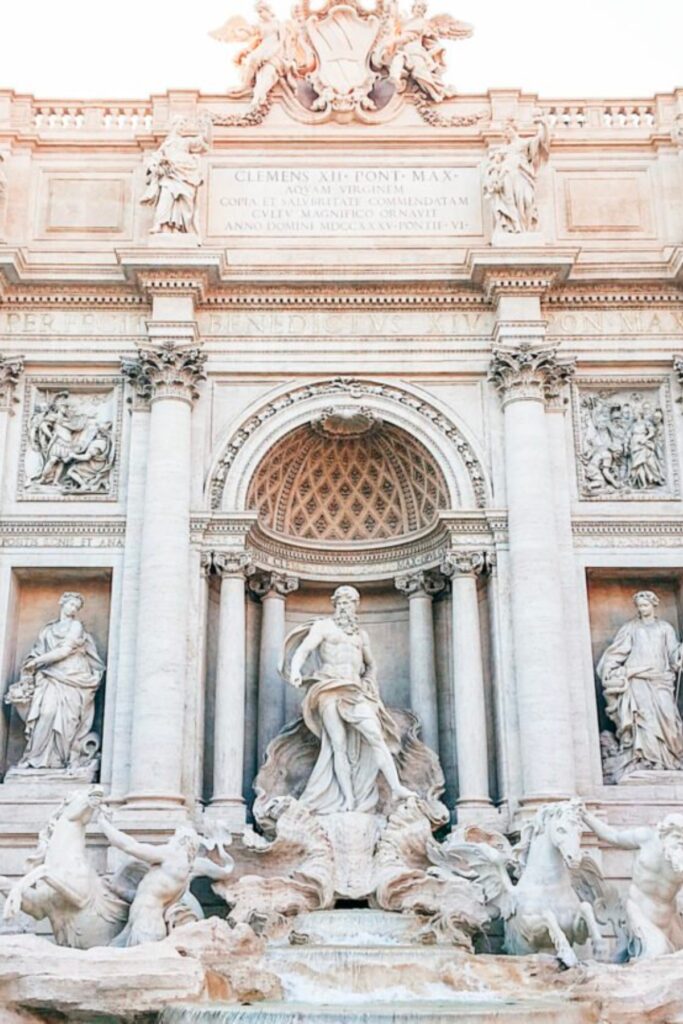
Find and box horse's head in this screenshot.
[543,800,584,870]
[63,784,104,823]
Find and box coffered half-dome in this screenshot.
[247,414,449,543]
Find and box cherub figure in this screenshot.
[373,1,472,102]
[211,1,314,111]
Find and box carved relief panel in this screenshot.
[571,377,679,501]
[18,377,122,501]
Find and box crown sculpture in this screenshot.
[210,0,473,123]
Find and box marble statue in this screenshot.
[483,116,551,234]
[140,116,211,235]
[279,585,415,814]
[27,390,116,495]
[1,787,129,948]
[437,801,614,968]
[582,807,683,959]
[210,3,313,112]
[99,813,233,947]
[597,590,683,782]
[579,391,666,496]
[373,1,472,102]
[5,593,105,777]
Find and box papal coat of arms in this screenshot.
[210,0,472,122]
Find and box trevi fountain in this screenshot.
[1,3,683,1022]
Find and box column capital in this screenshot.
[674,355,683,394]
[201,550,254,579]
[441,550,488,578]
[394,569,445,598]
[488,343,575,408]
[122,341,206,405]
[0,353,24,412]
[248,570,299,599]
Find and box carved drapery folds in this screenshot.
[122,342,206,404]
[140,116,211,236]
[488,343,575,408]
[20,378,121,499]
[0,354,24,411]
[483,117,551,235]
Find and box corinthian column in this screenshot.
[489,341,576,802]
[250,571,299,767]
[204,550,253,826]
[441,551,493,820]
[394,570,444,753]
[123,339,206,808]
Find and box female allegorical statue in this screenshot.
[598,590,683,781]
[141,115,211,235]
[6,592,105,774]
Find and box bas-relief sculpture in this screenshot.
[597,590,683,783]
[483,116,550,235]
[141,115,212,235]
[5,593,104,779]
[210,0,472,121]
[23,388,116,497]
[578,388,669,497]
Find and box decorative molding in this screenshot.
[247,570,299,599]
[394,569,446,597]
[440,550,487,577]
[571,518,683,548]
[203,287,489,309]
[0,518,125,548]
[488,343,576,407]
[133,270,211,303]
[201,549,255,578]
[210,377,488,512]
[481,269,565,304]
[17,377,123,502]
[121,342,206,404]
[3,288,146,308]
[544,286,683,307]
[571,376,679,502]
[0,354,24,412]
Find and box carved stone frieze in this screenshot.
[0,353,24,411]
[488,344,575,407]
[572,377,678,500]
[394,569,445,597]
[122,342,206,404]
[210,377,487,511]
[18,377,122,501]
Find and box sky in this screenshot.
[0,1,681,100]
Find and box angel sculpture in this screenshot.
[430,801,624,968]
[373,1,472,103]
[210,1,314,112]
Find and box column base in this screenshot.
[204,797,247,830]
[515,792,578,821]
[455,799,500,828]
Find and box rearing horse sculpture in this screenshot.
[431,800,622,968]
[1,786,128,948]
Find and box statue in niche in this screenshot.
[579,391,667,496]
[280,586,415,813]
[372,1,472,103]
[597,590,683,783]
[211,2,313,113]
[5,592,105,778]
[141,115,211,235]
[483,115,550,234]
[27,389,116,495]
[582,806,683,959]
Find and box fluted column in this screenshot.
[250,571,299,767]
[123,339,206,808]
[203,550,253,826]
[394,570,444,753]
[441,551,493,820]
[489,340,576,802]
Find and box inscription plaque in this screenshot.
[208,166,482,237]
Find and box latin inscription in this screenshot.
[208,166,482,236]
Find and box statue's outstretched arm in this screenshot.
[100,818,163,865]
[192,855,234,882]
[582,808,649,850]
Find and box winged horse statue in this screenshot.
[429,800,626,968]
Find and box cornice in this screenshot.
[0,518,125,548]
[544,285,683,307]
[2,287,147,308]
[202,285,487,310]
